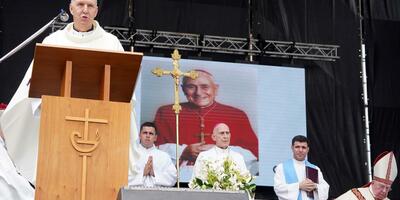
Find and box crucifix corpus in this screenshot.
[152,49,198,188]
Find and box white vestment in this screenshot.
[0,21,140,184]
[0,137,34,200]
[128,141,177,187]
[274,159,330,200]
[159,143,258,179]
[191,146,248,180]
[335,186,389,200]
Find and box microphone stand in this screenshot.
[0,11,67,64]
[128,0,135,52]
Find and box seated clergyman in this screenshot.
[335,151,397,200]
[191,123,248,180]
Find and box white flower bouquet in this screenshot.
[189,157,256,198]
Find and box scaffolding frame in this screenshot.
[52,22,339,62]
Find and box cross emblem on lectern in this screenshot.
[65,108,108,200]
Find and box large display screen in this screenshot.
[133,56,306,186]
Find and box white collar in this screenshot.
[138,141,156,152]
[63,20,103,43]
[214,146,230,154]
[293,158,305,166]
[70,27,95,38]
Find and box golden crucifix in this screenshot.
[152,49,198,188]
[65,108,108,200]
[196,117,211,143]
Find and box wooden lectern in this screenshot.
[30,44,143,200]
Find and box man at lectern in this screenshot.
[0,0,128,184]
[154,69,259,175]
[274,135,330,200]
[128,122,177,187]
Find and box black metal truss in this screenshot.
[52,22,339,61]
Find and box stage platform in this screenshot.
[118,185,278,200]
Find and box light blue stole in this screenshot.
[282,159,317,200]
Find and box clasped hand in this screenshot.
[143,156,154,177]
[299,178,317,192]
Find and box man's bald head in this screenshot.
[71,0,97,5]
[212,123,231,149]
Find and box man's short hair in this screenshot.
[140,122,158,135]
[291,135,308,145]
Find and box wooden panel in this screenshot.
[100,64,111,101]
[35,96,130,200]
[60,60,72,97]
[29,44,143,102]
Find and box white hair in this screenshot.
[70,0,98,5]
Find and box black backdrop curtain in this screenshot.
[0,0,399,199]
[0,0,3,57]
[0,0,68,104]
[252,0,366,197]
[141,0,249,37]
[364,0,400,198]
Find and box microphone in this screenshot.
[0,9,71,64]
[59,9,69,22]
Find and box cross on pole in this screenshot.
[152,49,198,188]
